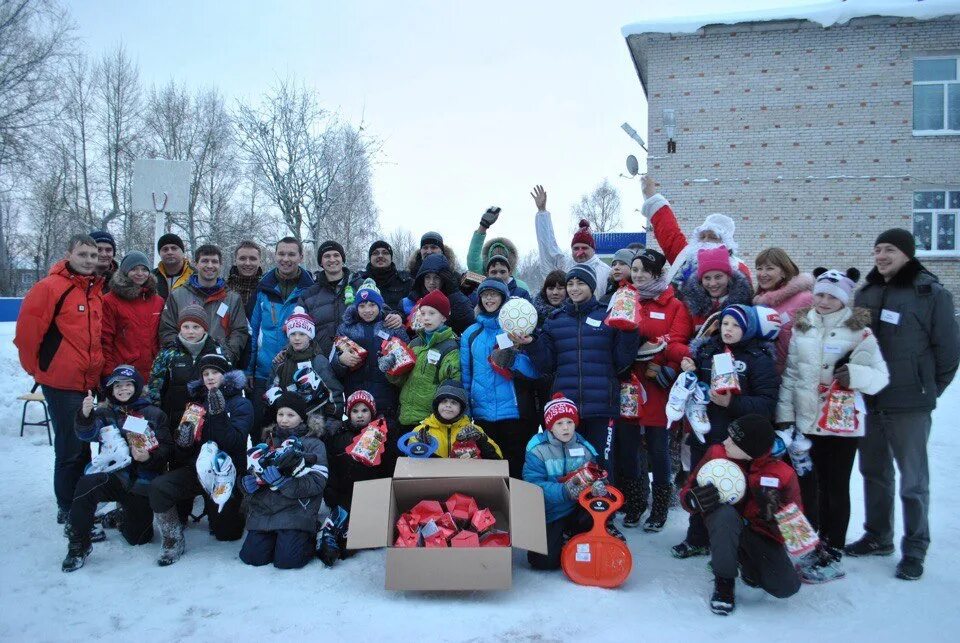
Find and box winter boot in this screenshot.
[57,508,68,525]
[98,507,123,529]
[605,521,627,542]
[317,506,349,567]
[672,540,709,559]
[61,524,92,573]
[621,478,646,528]
[156,508,185,567]
[895,556,924,581]
[86,424,132,474]
[63,522,106,542]
[710,575,736,615]
[844,534,894,557]
[644,484,672,532]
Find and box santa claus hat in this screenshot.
[284,306,316,339]
[571,219,596,249]
[694,213,738,253]
[543,393,579,430]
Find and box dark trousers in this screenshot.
[69,472,154,545]
[42,386,92,511]
[239,529,314,569]
[148,466,245,541]
[614,419,643,478]
[578,418,615,480]
[644,426,671,485]
[482,418,537,480]
[250,379,271,443]
[705,505,800,599]
[859,411,932,559]
[686,439,709,546]
[810,434,859,548]
[527,508,591,571]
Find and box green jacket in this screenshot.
[467,230,531,292]
[388,325,461,425]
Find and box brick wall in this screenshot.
[627,16,960,297]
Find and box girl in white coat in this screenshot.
[777,267,889,578]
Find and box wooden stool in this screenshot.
[19,383,52,446]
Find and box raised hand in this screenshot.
[641,174,657,199]
[82,390,95,418]
[480,207,501,230]
[530,185,547,212]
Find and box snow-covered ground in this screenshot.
[1,320,958,641]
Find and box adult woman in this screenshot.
[679,246,753,331]
[753,248,814,373]
[102,251,165,382]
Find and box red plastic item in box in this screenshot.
[396,513,418,541]
[450,530,481,548]
[471,508,496,533]
[435,512,458,540]
[480,530,511,547]
[410,500,444,525]
[420,520,448,548]
[394,533,418,548]
[445,493,479,523]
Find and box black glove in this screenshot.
[655,365,677,389]
[207,388,226,415]
[490,347,517,371]
[687,482,720,514]
[270,447,306,477]
[834,364,851,388]
[753,487,781,522]
[456,424,485,443]
[377,353,398,373]
[479,206,501,229]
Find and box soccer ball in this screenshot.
[498,297,538,335]
[696,458,747,505]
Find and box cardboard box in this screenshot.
[348,457,548,590]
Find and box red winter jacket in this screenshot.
[101,271,165,381]
[15,261,104,392]
[680,444,802,542]
[631,286,693,426]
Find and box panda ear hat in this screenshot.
[845,268,860,283]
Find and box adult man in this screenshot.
[531,185,611,298]
[350,240,413,312]
[154,233,194,300]
[90,230,119,293]
[15,235,105,523]
[226,240,264,320]
[159,244,249,366]
[846,229,960,581]
[405,230,463,277]
[468,254,531,306]
[299,240,355,356]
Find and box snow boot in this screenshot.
[672,540,709,559]
[63,521,106,542]
[644,484,672,532]
[895,556,924,581]
[710,575,736,615]
[621,478,646,528]
[156,508,185,567]
[61,525,92,573]
[605,521,627,542]
[85,424,132,474]
[99,507,123,529]
[844,534,894,557]
[57,508,68,525]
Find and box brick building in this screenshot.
[622,1,960,295]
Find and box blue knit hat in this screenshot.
[355,278,385,310]
[720,304,758,342]
[565,263,597,293]
[90,230,116,253]
[476,278,509,312]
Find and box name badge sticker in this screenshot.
[880,309,900,325]
[586,317,601,328]
[427,349,441,365]
[760,476,780,488]
[823,344,843,355]
[376,330,390,340]
[568,447,585,457]
[216,302,229,317]
[650,311,666,320]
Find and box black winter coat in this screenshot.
[184,369,254,469]
[332,304,408,415]
[323,422,392,511]
[350,263,414,312]
[298,268,354,357]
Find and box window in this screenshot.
[913,57,960,134]
[913,191,960,256]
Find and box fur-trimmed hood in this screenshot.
[754,273,814,308]
[262,420,324,443]
[679,269,753,318]
[406,245,462,276]
[481,236,519,269]
[187,369,247,399]
[793,306,871,333]
[108,269,158,300]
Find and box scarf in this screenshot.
[226,266,262,305]
[366,262,398,285]
[180,334,208,360]
[635,274,670,301]
[188,274,225,297]
[277,339,323,388]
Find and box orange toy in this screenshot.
[561,485,633,588]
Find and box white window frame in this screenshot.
[914,190,960,257]
[913,56,960,136]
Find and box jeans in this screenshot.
[42,386,91,511]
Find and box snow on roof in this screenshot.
[621,0,960,37]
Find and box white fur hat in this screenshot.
[694,213,737,253]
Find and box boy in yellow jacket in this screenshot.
[405,381,502,459]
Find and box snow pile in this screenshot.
[622,0,960,37]
[1,322,959,639]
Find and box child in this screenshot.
[522,394,602,570]
[240,392,328,570]
[672,304,780,559]
[62,365,172,572]
[382,290,461,429]
[680,414,802,615]
[399,253,475,334]
[319,390,392,566]
[404,380,502,459]
[777,268,889,580]
[267,306,344,436]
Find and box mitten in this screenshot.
[241,474,261,494]
[655,365,677,389]
[753,486,781,522]
[175,421,194,448]
[479,206,500,229]
[591,480,609,498]
[564,476,588,501]
[687,482,720,514]
[489,347,517,371]
[261,465,289,489]
[207,388,226,415]
[834,364,851,388]
[377,353,398,373]
[456,424,484,443]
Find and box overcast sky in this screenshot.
[69,0,815,260]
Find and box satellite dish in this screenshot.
[625,155,639,177]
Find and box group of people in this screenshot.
[14,175,959,615]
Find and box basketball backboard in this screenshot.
[132,159,193,213]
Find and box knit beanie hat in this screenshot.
[418,289,451,319]
[317,240,345,263]
[105,364,144,403]
[543,393,579,431]
[433,380,467,421]
[635,248,667,277]
[484,254,512,273]
[753,305,783,341]
[420,231,444,249]
[157,233,185,253]
[274,392,309,423]
[728,414,775,458]
[89,230,116,253]
[694,213,737,252]
[571,219,596,249]
[119,251,150,275]
[198,353,231,375]
[284,306,316,339]
[721,304,758,342]
[178,303,209,331]
[565,263,597,293]
[874,228,915,259]
[355,278,385,310]
[697,245,733,279]
[812,267,861,306]
[612,248,636,266]
[346,390,377,417]
[368,240,393,258]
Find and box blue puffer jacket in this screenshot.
[461,311,539,423]
[246,268,316,381]
[525,297,639,419]
[523,431,597,523]
[332,303,409,415]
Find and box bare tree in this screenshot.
[572,178,622,233]
[59,53,97,228]
[515,250,547,296]
[383,227,418,269]
[27,153,79,272]
[0,193,26,294]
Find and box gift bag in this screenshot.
[178,403,206,446]
[619,374,647,419]
[775,502,820,557]
[346,418,388,466]
[604,283,641,331]
[816,382,864,435]
[711,348,741,395]
[335,335,368,370]
[381,336,416,376]
[407,304,425,332]
[558,462,607,489]
[122,414,159,451]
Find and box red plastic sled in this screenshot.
[561,485,633,588]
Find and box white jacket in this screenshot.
[534,210,611,298]
[776,306,889,437]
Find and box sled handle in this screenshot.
[577,484,624,517]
